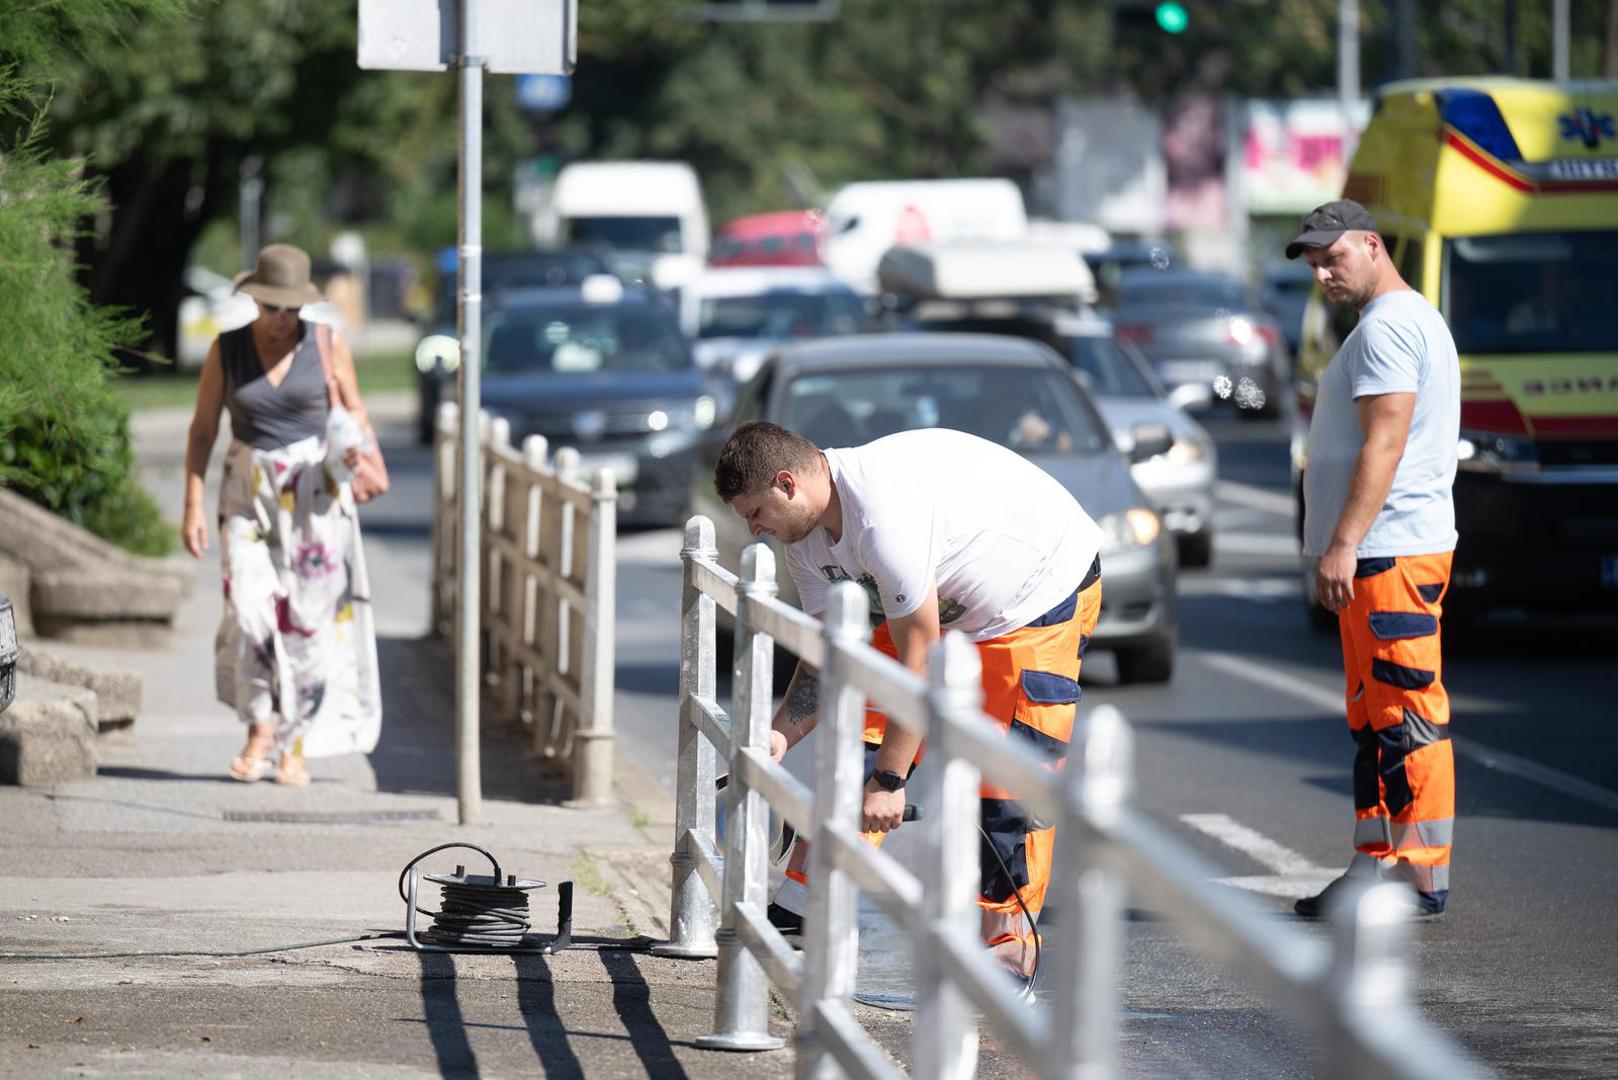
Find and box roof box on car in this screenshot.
[877,242,1099,307]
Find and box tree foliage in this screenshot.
[0,0,178,555]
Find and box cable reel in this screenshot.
[398,842,572,954]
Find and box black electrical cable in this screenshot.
[1,843,562,961]
[0,933,401,961]
[979,821,1040,1005]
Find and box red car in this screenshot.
[709,210,825,268]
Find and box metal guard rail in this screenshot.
[659,514,1491,1079]
[430,402,616,805]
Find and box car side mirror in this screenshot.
[1167,382,1212,412]
[1127,422,1174,463]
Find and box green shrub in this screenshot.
[0,113,173,557]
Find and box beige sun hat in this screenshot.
[232,243,324,308]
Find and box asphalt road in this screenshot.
[600,412,1618,1079]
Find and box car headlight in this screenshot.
[647,396,718,435]
[1165,435,1209,465]
[1457,429,1537,475]
[693,395,717,430]
[1097,507,1162,554]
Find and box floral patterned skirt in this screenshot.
[213,436,382,757]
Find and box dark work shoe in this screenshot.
[1294,861,1444,920]
[767,902,804,939]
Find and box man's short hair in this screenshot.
[714,421,822,502]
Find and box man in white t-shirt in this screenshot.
[715,420,1105,981]
[1287,199,1460,920]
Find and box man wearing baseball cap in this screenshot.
[1287,199,1461,919]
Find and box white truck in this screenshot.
[537,161,709,290]
[818,178,1028,294]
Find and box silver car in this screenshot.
[1112,268,1289,419]
[690,333,1178,684]
[1055,313,1219,568]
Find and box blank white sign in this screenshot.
[358,0,575,75]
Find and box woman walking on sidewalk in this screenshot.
[181,244,383,786]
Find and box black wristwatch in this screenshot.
[870,769,905,793]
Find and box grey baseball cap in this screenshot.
[1285,199,1379,260]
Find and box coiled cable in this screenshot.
[397,841,537,949]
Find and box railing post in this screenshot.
[914,633,983,1080]
[487,417,515,722]
[554,447,581,702]
[520,435,549,737]
[431,401,460,636]
[654,516,720,959]
[568,467,617,807]
[797,580,871,1079]
[1045,703,1133,1079]
[698,543,785,1051]
[1324,880,1414,1080]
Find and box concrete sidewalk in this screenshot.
[0,399,892,1079]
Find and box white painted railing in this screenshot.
[431,402,616,805]
[660,514,1491,1079]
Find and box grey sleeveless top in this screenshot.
[219,322,329,450]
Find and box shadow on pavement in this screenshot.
[419,950,481,1078]
[513,953,586,1079]
[367,634,574,805]
[598,948,688,1078]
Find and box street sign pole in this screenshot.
[358,0,573,828]
[455,0,485,826]
[1338,0,1360,166]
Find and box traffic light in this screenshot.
[1154,2,1188,33]
[1112,0,1191,38]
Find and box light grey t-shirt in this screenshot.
[1302,290,1460,559]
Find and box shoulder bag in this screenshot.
[313,323,390,503]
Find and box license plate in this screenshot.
[1158,360,1223,385]
[1603,554,1618,587]
[578,453,638,486]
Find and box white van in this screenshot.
[543,161,709,289]
[819,178,1028,293]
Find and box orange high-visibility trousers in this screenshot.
[1338,551,1454,910]
[858,557,1103,922]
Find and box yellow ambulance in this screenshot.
[1294,77,1618,620]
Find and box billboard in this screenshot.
[1239,98,1372,216]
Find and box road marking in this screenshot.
[1217,480,1295,517]
[1180,813,1337,899]
[1213,532,1301,557]
[1196,649,1618,818]
[1179,577,1301,600]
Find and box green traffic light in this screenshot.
[1155,1,1188,33]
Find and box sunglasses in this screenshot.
[260,302,299,315]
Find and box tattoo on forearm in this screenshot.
[785,672,819,725]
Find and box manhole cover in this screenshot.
[222,809,442,824]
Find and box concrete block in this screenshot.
[33,570,183,620]
[0,553,31,638]
[0,672,98,786]
[15,647,142,727]
[28,618,173,650]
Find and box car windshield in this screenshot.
[564,215,684,253]
[1067,336,1160,399]
[434,254,607,323]
[781,365,1107,455]
[1443,230,1618,354]
[483,304,688,375]
[698,291,864,340]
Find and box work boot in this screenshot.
[767,902,804,942]
[1294,855,1443,919]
